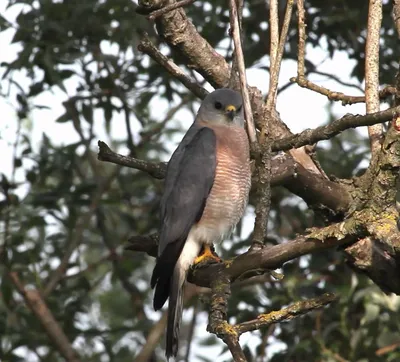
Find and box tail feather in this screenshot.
[152,239,186,311]
[166,266,186,359]
[152,236,201,359]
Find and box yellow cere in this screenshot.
[225,104,236,112]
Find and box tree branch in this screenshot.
[291,78,398,106]
[126,222,359,288]
[147,0,195,20]
[9,272,81,362]
[271,105,400,152]
[342,122,400,294]
[137,33,208,100]
[265,0,294,110]
[235,292,337,335]
[296,0,306,80]
[97,140,166,179]
[207,273,246,362]
[365,0,383,156]
[141,0,230,88]
[268,0,279,88]
[229,0,257,145]
[394,0,400,38]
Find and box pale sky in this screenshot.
[0,2,382,361]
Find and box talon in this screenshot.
[193,244,222,265]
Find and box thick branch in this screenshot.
[272,105,400,152]
[9,272,81,362]
[342,123,400,294]
[141,0,230,88]
[235,293,337,335]
[282,161,350,212]
[344,236,400,294]
[126,224,358,288]
[186,231,354,287]
[207,274,246,362]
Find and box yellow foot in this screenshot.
[193,244,222,265]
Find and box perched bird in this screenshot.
[151,88,251,359]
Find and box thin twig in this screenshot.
[375,340,400,356]
[235,293,337,335]
[271,105,400,152]
[293,0,394,108]
[147,0,195,20]
[137,34,208,100]
[311,70,365,92]
[265,0,294,110]
[268,0,279,83]
[97,140,166,179]
[297,0,306,79]
[229,0,257,145]
[9,272,81,362]
[365,0,383,156]
[291,77,398,106]
[184,302,199,362]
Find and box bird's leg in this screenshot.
[193,244,222,266]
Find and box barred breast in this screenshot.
[192,124,251,244]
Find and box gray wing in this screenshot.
[151,125,217,309]
[159,122,202,227]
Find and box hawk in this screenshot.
[151,88,251,359]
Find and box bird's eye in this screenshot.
[214,102,222,110]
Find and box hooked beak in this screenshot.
[225,104,236,120]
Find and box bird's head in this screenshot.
[195,88,245,127]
